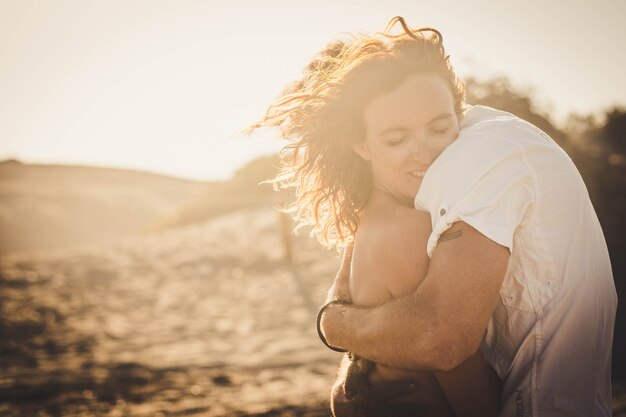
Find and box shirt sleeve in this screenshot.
[415,131,536,257]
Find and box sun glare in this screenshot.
[0,0,624,181]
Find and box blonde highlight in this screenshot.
[250,17,465,248]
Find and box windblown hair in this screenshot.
[251,16,465,248]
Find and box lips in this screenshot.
[408,170,427,178]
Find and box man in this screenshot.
[320,105,617,416]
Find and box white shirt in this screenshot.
[415,106,617,417]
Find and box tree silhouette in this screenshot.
[602,107,626,155]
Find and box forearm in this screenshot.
[321,290,460,371]
[322,223,507,372]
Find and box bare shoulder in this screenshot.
[384,205,431,246]
[357,203,432,297]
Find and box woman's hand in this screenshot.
[331,354,425,417]
[326,242,354,304]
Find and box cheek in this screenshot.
[435,131,458,155]
[370,147,397,167]
[368,143,413,178]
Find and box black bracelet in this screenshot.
[316,300,350,353]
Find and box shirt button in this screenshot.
[440,208,447,216]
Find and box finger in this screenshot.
[325,281,347,303]
[335,278,350,302]
[338,241,354,275]
[337,242,354,279]
[344,358,375,398]
[332,243,353,301]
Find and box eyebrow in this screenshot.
[377,113,454,137]
[427,113,454,125]
[378,127,410,137]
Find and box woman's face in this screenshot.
[354,72,459,205]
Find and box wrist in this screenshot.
[317,300,350,353]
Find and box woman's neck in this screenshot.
[369,186,413,208]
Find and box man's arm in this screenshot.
[320,221,509,371]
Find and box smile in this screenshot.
[408,170,426,178]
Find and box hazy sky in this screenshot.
[1,0,625,181]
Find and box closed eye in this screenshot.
[430,126,450,136]
[386,135,408,146]
[379,127,411,145]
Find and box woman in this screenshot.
[252,17,500,416]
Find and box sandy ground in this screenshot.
[2,205,625,416]
[1,206,343,416]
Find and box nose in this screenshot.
[411,133,435,165]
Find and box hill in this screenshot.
[0,160,212,252]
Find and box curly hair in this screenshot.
[251,16,465,248]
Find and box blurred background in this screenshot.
[1,0,624,416]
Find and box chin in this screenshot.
[396,193,415,207]
[407,185,420,199]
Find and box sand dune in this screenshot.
[0,160,211,252]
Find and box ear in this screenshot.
[351,142,371,161]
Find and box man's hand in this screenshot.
[325,242,354,304]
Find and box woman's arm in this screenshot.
[322,221,508,371]
[349,206,431,305]
[327,220,504,417]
